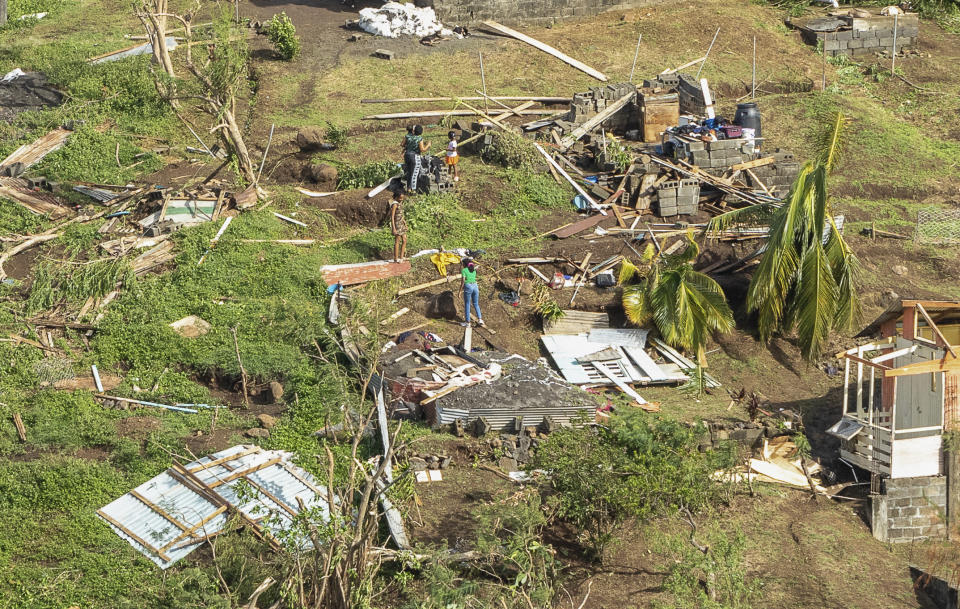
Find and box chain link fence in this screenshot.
[915,207,960,244]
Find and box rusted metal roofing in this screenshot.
[97,445,330,569]
[0,177,72,219]
[320,259,411,286]
[0,127,71,171]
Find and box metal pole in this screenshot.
[629,32,642,83]
[891,13,899,74]
[752,36,757,99]
[822,44,826,91]
[696,27,721,79]
[256,123,275,185]
[479,51,488,116]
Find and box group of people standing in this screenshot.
[388,124,482,327]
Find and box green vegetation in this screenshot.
[532,413,736,559]
[712,111,859,362]
[265,12,301,60]
[621,237,734,362]
[336,160,398,190]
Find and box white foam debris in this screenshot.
[2,68,26,83]
[358,2,452,38]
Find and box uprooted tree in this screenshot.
[135,0,257,184]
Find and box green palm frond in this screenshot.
[619,259,639,285]
[813,111,848,174]
[622,283,653,326]
[794,244,839,361]
[706,202,779,235]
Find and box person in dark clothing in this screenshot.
[402,124,430,192]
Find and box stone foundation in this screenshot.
[871,475,947,543]
[424,0,664,27]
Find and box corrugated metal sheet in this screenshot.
[138,199,216,228]
[74,185,121,202]
[98,445,329,569]
[541,330,688,386]
[0,127,71,170]
[543,310,610,335]
[435,405,592,429]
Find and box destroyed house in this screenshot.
[830,300,960,480]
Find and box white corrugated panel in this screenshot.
[98,444,330,569]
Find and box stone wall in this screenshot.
[424,0,663,27]
[871,475,947,543]
[800,13,919,58]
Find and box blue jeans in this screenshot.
[463,283,482,322]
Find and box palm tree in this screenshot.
[709,111,860,362]
[621,235,734,363]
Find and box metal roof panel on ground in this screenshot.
[98,445,330,569]
[543,310,610,335]
[541,333,680,386]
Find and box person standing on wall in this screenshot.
[459,259,485,327]
[403,124,430,192]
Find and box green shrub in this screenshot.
[265,12,301,60]
[336,160,398,190]
[325,121,348,149]
[481,131,542,170]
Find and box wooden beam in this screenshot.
[916,303,958,358]
[661,55,707,74]
[361,96,570,104]
[189,447,263,473]
[129,489,188,531]
[397,274,457,296]
[885,356,960,378]
[97,509,173,562]
[362,109,555,120]
[560,91,635,149]
[534,144,604,213]
[12,413,26,442]
[842,353,892,371]
[158,505,229,552]
[730,156,775,171]
[481,21,608,82]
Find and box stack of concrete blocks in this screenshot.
[415,157,456,195]
[656,178,699,217]
[870,475,947,543]
[564,82,638,133]
[684,138,752,170]
[638,89,679,143]
[746,150,800,196]
[675,73,708,117]
[800,12,919,57]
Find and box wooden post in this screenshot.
[892,13,899,75]
[12,413,26,442]
[842,356,850,416]
[629,33,642,83]
[696,27,720,79]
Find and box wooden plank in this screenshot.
[97,509,172,562]
[129,489,188,531]
[481,21,608,82]
[885,356,960,378]
[397,274,457,296]
[560,92,635,149]
[363,109,555,120]
[361,96,570,104]
[730,156,775,171]
[661,55,707,74]
[158,505,229,552]
[843,353,892,371]
[12,413,26,442]
[189,446,263,473]
[242,478,299,518]
[206,457,284,488]
[533,144,603,213]
[592,361,649,405]
[916,303,958,358]
[553,214,605,238]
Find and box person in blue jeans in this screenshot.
[459,260,484,327]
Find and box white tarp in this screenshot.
[358,2,452,38]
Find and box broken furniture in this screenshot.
[829,299,960,543]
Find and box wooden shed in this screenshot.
[829,300,960,478]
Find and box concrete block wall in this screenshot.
[683,138,753,169]
[871,475,947,543]
[427,0,665,27]
[801,13,919,58]
[656,179,699,216]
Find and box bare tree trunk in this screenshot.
[220,108,257,184]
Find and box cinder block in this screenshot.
[848,38,863,49]
[880,37,895,47]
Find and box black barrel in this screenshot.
[733,102,762,139]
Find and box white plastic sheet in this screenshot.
[358,2,452,38]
